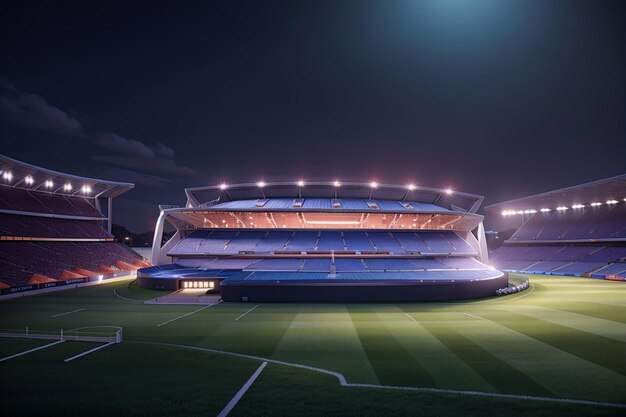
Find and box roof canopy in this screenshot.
[186,182,484,214]
[485,174,626,213]
[0,154,134,198]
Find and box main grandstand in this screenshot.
[139,181,507,301]
[0,154,147,293]
[486,175,626,280]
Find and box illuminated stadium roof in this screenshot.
[0,154,134,198]
[485,174,626,215]
[158,182,485,232]
[185,182,484,213]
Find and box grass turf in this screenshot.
[0,274,625,416]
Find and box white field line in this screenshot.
[113,287,144,303]
[404,313,417,322]
[157,303,218,327]
[52,308,86,318]
[127,340,626,410]
[463,312,485,320]
[64,342,115,362]
[235,305,259,321]
[0,340,65,362]
[217,361,268,417]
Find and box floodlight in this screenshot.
[370,181,378,188]
[219,183,228,190]
[606,200,618,205]
[540,208,551,212]
[45,180,54,188]
[257,181,266,188]
[407,184,416,191]
[445,188,453,195]
[333,180,341,187]
[297,180,305,187]
[63,183,72,191]
[25,175,34,185]
[2,171,12,181]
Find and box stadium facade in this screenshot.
[139,181,507,301]
[0,155,146,294]
[486,175,626,280]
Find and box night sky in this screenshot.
[1,0,624,232]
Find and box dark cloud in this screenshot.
[0,80,82,136]
[93,133,196,177]
[85,166,173,188]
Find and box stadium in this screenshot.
[138,181,508,302]
[487,175,626,280]
[1,155,625,417]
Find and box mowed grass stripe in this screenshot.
[539,301,626,324]
[388,310,496,392]
[272,307,379,384]
[348,306,437,387]
[455,312,626,402]
[210,304,302,358]
[419,319,552,396]
[482,310,626,376]
[511,305,626,343]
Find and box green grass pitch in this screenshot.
[1,274,625,416]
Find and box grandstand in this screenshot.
[139,181,507,301]
[486,175,626,280]
[0,154,148,292]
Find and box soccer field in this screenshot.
[1,275,625,416]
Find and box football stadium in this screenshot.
[138,181,508,301]
[1,155,625,416]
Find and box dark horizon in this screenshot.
[2,0,624,233]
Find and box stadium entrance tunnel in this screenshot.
[137,265,508,302]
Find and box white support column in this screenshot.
[151,210,167,265]
[107,197,113,234]
[476,222,489,264]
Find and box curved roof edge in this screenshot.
[484,174,626,213]
[185,181,484,214]
[0,154,134,198]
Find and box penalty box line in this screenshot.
[127,340,626,410]
[0,340,65,362]
[217,361,268,417]
[157,302,220,327]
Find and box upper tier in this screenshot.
[507,203,626,243]
[0,186,104,218]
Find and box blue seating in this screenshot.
[363,258,416,270]
[255,231,293,252]
[368,232,403,252]
[285,231,318,251]
[343,232,375,251]
[316,232,345,250]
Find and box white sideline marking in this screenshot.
[0,340,65,362]
[64,342,115,362]
[217,361,267,417]
[404,313,417,322]
[157,303,218,327]
[113,287,144,303]
[127,340,626,409]
[463,312,484,320]
[52,308,86,318]
[235,304,259,321]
